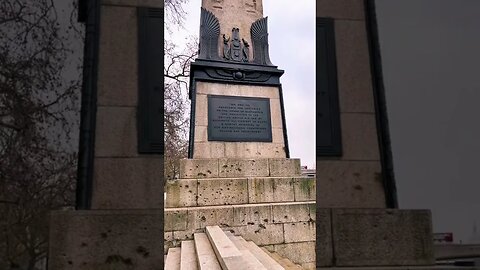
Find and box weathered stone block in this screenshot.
[165,179,197,208]
[316,160,385,208]
[340,113,381,161]
[164,209,188,231]
[48,210,163,270]
[187,206,235,230]
[179,159,219,179]
[316,0,365,20]
[95,106,137,157]
[284,222,316,243]
[233,204,272,226]
[317,209,333,267]
[197,178,248,206]
[228,223,284,246]
[335,20,375,114]
[272,202,312,223]
[92,157,163,209]
[219,159,269,177]
[294,177,316,201]
[193,142,226,159]
[331,209,435,266]
[194,125,208,142]
[274,242,315,264]
[98,6,138,107]
[248,177,295,203]
[269,158,301,177]
[195,94,208,126]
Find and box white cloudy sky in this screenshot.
[167,0,316,168]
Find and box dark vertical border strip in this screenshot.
[76,0,101,210]
[364,0,398,208]
[187,80,196,158]
[278,85,290,158]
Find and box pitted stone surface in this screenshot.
[316,209,333,267]
[331,209,435,266]
[165,179,198,208]
[248,177,295,203]
[272,202,313,223]
[273,242,315,265]
[197,178,248,206]
[187,206,235,230]
[219,159,269,177]
[179,158,219,179]
[233,204,272,226]
[284,221,316,243]
[48,210,163,269]
[228,223,284,246]
[164,209,188,231]
[269,158,301,177]
[293,177,316,202]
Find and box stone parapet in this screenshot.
[165,176,314,208]
[178,158,301,179]
[48,210,163,270]
[316,209,435,267]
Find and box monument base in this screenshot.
[48,210,163,270]
[165,157,316,268]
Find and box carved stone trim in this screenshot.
[251,17,273,66]
[198,7,221,60]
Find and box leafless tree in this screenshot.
[164,0,197,181]
[0,0,82,269]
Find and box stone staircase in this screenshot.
[164,225,304,270]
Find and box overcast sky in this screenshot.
[168,0,316,169]
[376,0,480,243]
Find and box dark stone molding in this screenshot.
[199,7,221,60]
[365,0,398,208]
[76,0,101,210]
[251,17,274,66]
[187,59,290,159]
[188,59,283,99]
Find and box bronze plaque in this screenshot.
[208,95,272,142]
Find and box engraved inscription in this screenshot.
[208,95,272,142]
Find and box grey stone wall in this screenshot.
[316,0,386,208]
[92,1,163,209]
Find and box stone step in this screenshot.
[165,247,181,270]
[165,176,315,208]
[205,225,245,270]
[180,240,198,270]
[179,158,301,179]
[261,247,303,270]
[242,240,285,270]
[224,231,267,270]
[194,233,222,270]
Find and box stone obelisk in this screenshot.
[165,0,316,268]
[188,0,289,160]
